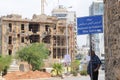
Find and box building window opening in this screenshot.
[29,35,40,43]
[61,38,65,46]
[29,23,39,33]
[21,37,24,43]
[53,49,56,59]
[45,25,49,32]
[57,36,60,46]
[57,48,61,58]
[9,23,12,32]
[54,24,56,30]
[21,24,25,33]
[53,36,56,46]
[62,49,66,58]
[8,36,12,44]
[21,24,24,30]
[62,53,64,58]
[42,36,50,43]
[8,49,12,55]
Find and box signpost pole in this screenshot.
[89,34,93,80]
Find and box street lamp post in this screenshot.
[63,6,73,75]
[65,9,70,75]
[66,20,68,55]
[66,6,72,55]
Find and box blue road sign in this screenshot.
[77,15,103,35]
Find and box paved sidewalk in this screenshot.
[45,70,105,80]
[47,76,89,80]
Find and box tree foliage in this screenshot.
[16,43,49,71]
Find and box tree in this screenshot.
[0,55,12,75]
[16,43,49,71]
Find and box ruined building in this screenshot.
[52,5,77,62]
[0,14,76,66]
[104,0,120,80]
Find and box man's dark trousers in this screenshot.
[90,71,99,80]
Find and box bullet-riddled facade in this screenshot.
[104,0,120,80]
[0,14,76,66]
[0,14,57,56]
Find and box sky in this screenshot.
[0,0,94,47]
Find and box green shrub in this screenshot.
[51,63,63,77]
[51,70,57,77]
[80,70,87,76]
[70,60,80,72]
[72,71,78,76]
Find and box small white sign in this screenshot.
[64,54,71,63]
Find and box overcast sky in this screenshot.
[0,0,94,47]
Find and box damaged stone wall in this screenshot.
[104,0,120,80]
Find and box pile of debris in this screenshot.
[3,70,51,80]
